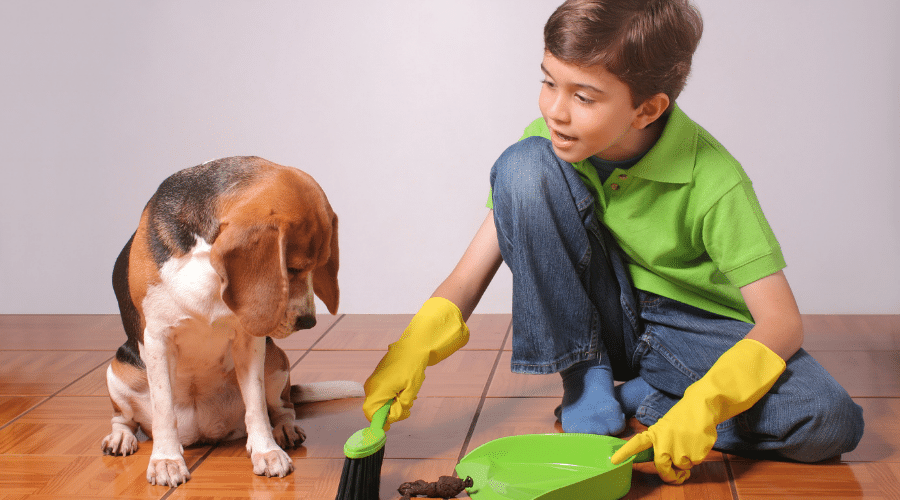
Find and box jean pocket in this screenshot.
[637,290,663,309]
[635,330,701,396]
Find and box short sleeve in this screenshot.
[702,181,786,288]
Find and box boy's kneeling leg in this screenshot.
[716,349,864,462]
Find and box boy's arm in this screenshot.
[741,270,804,361]
[363,211,503,426]
[432,211,504,321]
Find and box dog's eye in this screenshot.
[287,267,303,276]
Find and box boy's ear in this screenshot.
[634,93,670,130]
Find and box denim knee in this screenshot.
[777,387,864,463]
[490,136,592,220]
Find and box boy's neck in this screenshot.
[599,115,667,162]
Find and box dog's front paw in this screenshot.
[101,429,139,456]
[272,420,306,449]
[147,456,191,487]
[251,448,294,478]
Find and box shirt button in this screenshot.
[618,174,628,179]
[611,183,620,190]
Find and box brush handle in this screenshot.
[371,399,394,431]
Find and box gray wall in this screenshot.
[1,1,898,314]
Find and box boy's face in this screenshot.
[538,52,645,163]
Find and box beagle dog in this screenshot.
[101,156,362,487]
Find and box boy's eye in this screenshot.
[575,93,595,104]
[541,79,556,88]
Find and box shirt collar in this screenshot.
[627,103,697,184]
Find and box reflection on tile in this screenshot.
[813,350,900,397]
[802,314,900,351]
[466,397,563,453]
[0,454,185,499]
[168,458,344,500]
[417,350,497,398]
[487,351,563,398]
[313,314,412,350]
[167,457,460,500]
[625,460,733,500]
[0,351,112,396]
[312,314,510,352]
[842,398,900,463]
[289,350,381,386]
[0,314,124,351]
[0,396,130,455]
[211,397,479,462]
[462,314,511,351]
[731,460,900,499]
[291,347,496,398]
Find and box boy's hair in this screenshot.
[544,0,703,108]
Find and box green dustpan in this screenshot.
[455,434,653,500]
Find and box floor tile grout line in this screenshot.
[289,314,346,370]
[158,445,219,500]
[455,319,514,465]
[723,453,740,500]
[0,354,113,432]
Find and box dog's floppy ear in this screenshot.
[313,212,339,315]
[210,222,288,337]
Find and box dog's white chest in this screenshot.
[136,318,246,444]
[149,236,232,325]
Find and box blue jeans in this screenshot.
[490,136,864,462]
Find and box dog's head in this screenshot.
[209,166,339,338]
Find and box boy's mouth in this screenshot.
[552,128,578,146]
[555,130,577,141]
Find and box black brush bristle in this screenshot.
[335,445,385,500]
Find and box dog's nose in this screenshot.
[294,316,317,330]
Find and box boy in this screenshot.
[363,0,864,484]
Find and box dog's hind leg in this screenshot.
[105,236,149,457]
[102,361,147,456]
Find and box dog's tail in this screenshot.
[290,381,365,403]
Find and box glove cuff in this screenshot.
[687,338,786,422]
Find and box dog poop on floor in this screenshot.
[398,475,474,499]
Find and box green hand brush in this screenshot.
[335,399,393,500]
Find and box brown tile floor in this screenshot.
[0,314,898,499]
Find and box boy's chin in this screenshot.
[551,146,590,164]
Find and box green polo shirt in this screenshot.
[489,104,785,324]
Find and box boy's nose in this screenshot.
[544,93,569,124]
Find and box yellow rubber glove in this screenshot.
[610,338,786,484]
[363,297,469,429]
